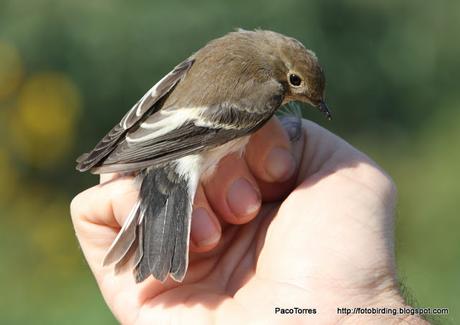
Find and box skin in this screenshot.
[71,117,426,324]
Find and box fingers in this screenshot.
[201,117,299,225]
[100,173,119,183]
[71,176,139,230]
[245,117,299,201]
[190,185,222,252]
[75,175,223,252]
[71,116,302,264]
[70,176,139,275]
[202,153,262,225]
[245,117,295,183]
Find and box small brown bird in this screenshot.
[76,29,330,283]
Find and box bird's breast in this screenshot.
[175,136,250,190]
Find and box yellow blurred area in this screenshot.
[0,41,23,100]
[26,192,81,274]
[0,149,18,202]
[9,72,82,168]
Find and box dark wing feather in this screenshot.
[76,58,194,172]
[90,82,284,174]
[91,122,247,174]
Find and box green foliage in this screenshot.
[0,0,458,323]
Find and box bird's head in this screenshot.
[261,31,332,120]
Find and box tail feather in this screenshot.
[170,184,191,281]
[134,165,192,283]
[114,234,138,274]
[102,201,141,266]
[146,196,174,282]
[102,163,194,283]
[133,220,144,269]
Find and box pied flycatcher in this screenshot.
[76,29,331,283]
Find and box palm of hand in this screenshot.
[123,127,396,324]
[72,120,400,324]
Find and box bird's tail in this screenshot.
[102,163,193,283]
[135,165,193,282]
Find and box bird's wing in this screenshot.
[76,58,195,172]
[88,79,284,174]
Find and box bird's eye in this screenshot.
[289,74,302,87]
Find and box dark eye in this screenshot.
[289,74,302,87]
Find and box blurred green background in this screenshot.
[0,0,458,323]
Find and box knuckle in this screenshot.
[70,191,88,223]
[382,176,397,207]
[368,166,398,206]
[349,161,397,205]
[382,174,397,197]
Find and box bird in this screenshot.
[76,29,331,283]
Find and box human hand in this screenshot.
[71,117,425,324]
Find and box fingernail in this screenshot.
[191,208,220,247]
[265,147,296,182]
[281,116,302,141]
[227,178,261,218]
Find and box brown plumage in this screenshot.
[76,29,330,283]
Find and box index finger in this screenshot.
[70,176,139,277]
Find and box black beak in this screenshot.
[317,100,332,120]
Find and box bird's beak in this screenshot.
[316,100,332,120]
